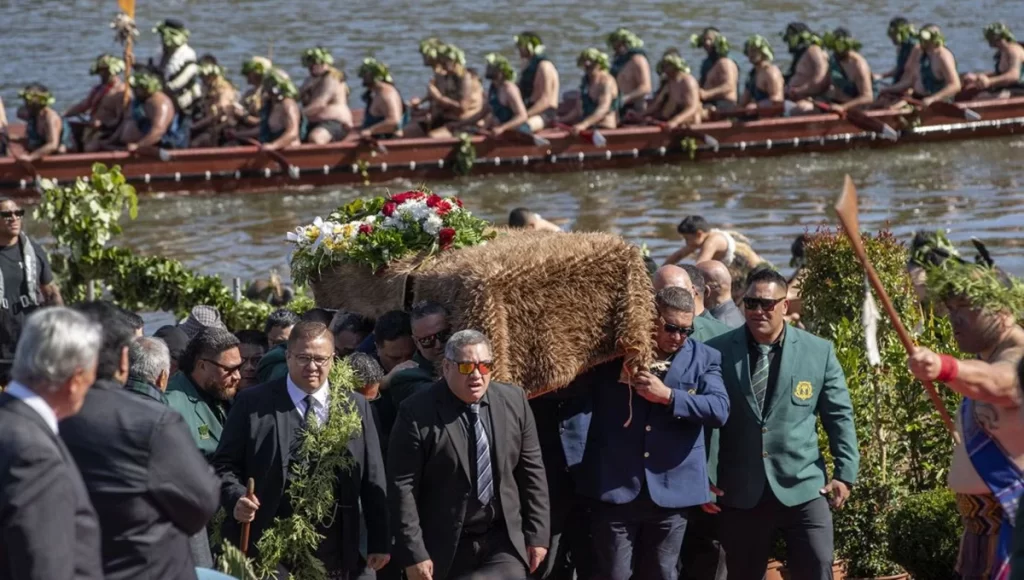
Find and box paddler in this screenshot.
[692,27,740,110]
[781,23,831,113]
[190,61,239,147]
[476,53,528,137]
[152,19,203,121]
[238,56,273,129]
[230,68,306,150]
[556,48,619,133]
[299,47,353,144]
[607,27,652,121]
[106,70,189,152]
[881,24,961,108]
[414,44,484,138]
[821,28,875,112]
[906,262,1024,580]
[357,57,407,140]
[63,54,127,153]
[962,23,1024,99]
[645,53,702,129]
[408,37,446,131]
[739,34,785,110]
[876,18,919,85]
[515,31,561,131]
[13,84,74,161]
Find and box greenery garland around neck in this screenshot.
[250,360,363,580]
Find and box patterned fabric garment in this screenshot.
[956,493,1005,580]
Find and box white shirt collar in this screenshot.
[286,375,330,411]
[5,381,60,434]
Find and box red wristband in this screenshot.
[936,355,960,383]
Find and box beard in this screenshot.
[203,376,238,401]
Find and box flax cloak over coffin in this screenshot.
[310,229,656,396]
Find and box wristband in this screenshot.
[936,354,960,383]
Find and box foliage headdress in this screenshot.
[358,57,393,84]
[744,34,775,61]
[781,22,822,51]
[984,22,1015,43]
[888,18,917,44]
[437,44,467,67]
[577,48,610,71]
[485,53,516,82]
[18,84,55,108]
[241,56,273,77]
[153,19,190,48]
[301,46,335,67]
[263,68,298,100]
[917,26,946,46]
[129,71,164,95]
[823,28,863,54]
[90,54,126,76]
[690,28,730,56]
[658,53,690,75]
[607,28,644,50]
[419,37,444,61]
[514,31,545,56]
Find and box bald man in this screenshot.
[697,261,744,329]
[652,266,729,342]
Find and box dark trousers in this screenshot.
[719,488,834,580]
[677,509,727,580]
[449,525,528,580]
[591,491,689,580]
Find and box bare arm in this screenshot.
[666,76,703,128]
[834,57,875,111]
[134,98,174,148]
[492,84,530,134]
[620,56,652,106]
[765,67,786,102]
[574,80,614,131]
[663,243,696,266]
[910,345,1024,408]
[694,234,726,263]
[63,90,96,118]
[527,61,559,116]
[985,50,1023,89]
[24,111,63,161]
[885,48,921,93]
[926,50,962,103]
[700,60,739,102]
[264,100,300,150]
[40,283,62,306]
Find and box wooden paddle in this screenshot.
[811,101,899,141]
[241,137,299,179]
[118,0,135,108]
[240,477,255,555]
[906,97,981,121]
[554,122,606,147]
[4,138,39,179]
[834,175,956,438]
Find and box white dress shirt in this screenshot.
[286,375,330,426]
[5,381,60,434]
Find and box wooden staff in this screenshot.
[834,175,956,437]
[240,477,255,555]
[119,0,135,108]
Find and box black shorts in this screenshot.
[307,119,348,142]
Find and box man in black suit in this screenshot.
[61,301,221,580]
[389,329,551,580]
[0,307,104,580]
[213,321,390,579]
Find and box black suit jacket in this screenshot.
[212,378,389,572]
[0,392,103,580]
[388,380,550,578]
[60,379,221,580]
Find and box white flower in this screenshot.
[422,214,444,236]
[398,200,430,221]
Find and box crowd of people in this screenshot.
[3,17,1023,162]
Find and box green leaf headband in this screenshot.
[823,31,863,54]
[129,72,163,95]
[658,53,690,75]
[153,23,189,48]
[514,33,545,55]
[241,56,273,77]
[690,31,730,55]
[90,54,126,75]
[984,22,1015,42]
[744,34,775,61]
[199,62,225,78]
[263,68,298,99]
[917,28,945,46]
[782,29,822,50]
[358,57,393,83]
[888,22,917,44]
[419,37,444,59]
[301,47,335,67]
[437,44,466,66]
[926,260,1024,317]
[18,87,55,107]
[607,28,644,50]
[485,53,516,81]
[577,48,610,71]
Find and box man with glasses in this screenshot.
[653,265,729,343]
[0,197,61,384]
[389,301,450,409]
[572,287,728,580]
[234,330,267,391]
[389,329,550,580]
[705,268,859,580]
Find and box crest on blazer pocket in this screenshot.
[794,381,813,401]
[198,424,211,440]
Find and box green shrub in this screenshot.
[887,489,960,580]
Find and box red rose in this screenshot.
[438,227,456,250]
[391,191,426,204]
[382,202,397,217]
[359,223,374,235]
[426,193,444,208]
[454,197,464,208]
[434,200,453,216]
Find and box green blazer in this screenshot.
[165,371,229,459]
[693,312,731,343]
[706,325,859,509]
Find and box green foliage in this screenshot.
[680,137,698,160]
[801,228,963,577]
[925,260,1024,318]
[887,489,961,580]
[454,132,476,176]
[254,360,363,580]
[216,543,258,580]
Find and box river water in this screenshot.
[5,0,1024,281]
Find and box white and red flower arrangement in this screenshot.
[288,189,494,285]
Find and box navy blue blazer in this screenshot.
[571,339,730,509]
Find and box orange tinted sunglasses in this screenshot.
[450,360,493,375]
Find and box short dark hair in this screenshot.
[508,208,532,228]
[301,308,336,326]
[287,321,332,349]
[680,264,706,296]
[198,53,218,65]
[74,301,135,381]
[745,267,789,292]
[374,310,412,344]
[263,309,299,334]
[656,287,695,314]
[792,234,809,260]
[235,329,268,349]
[786,22,810,35]
[347,352,384,385]
[119,309,144,333]
[677,215,710,235]
[335,312,375,336]
[410,301,449,322]
[889,17,909,29]
[180,328,240,374]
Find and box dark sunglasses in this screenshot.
[743,297,785,312]
[449,359,493,376]
[415,329,451,349]
[662,323,695,337]
[0,210,25,220]
[201,358,243,374]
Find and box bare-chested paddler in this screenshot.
[13,84,74,161]
[692,28,739,110]
[963,23,1024,99]
[781,23,831,113]
[557,48,619,133]
[238,56,273,130]
[739,35,785,110]
[471,53,529,136]
[408,37,446,131]
[821,28,875,112]
[515,32,560,131]
[105,71,189,152]
[191,62,239,147]
[414,44,484,138]
[607,28,651,121]
[907,263,1024,580]
[299,47,353,144]
[64,55,127,152]
[357,58,406,140]
[881,24,961,108]
[645,53,701,129]
[231,68,305,150]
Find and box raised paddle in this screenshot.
[834,175,956,438]
[906,97,982,122]
[240,478,256,555]
[811,101,899,141]
[554,122,607,147]
[241,137,300,179]
[648,120,720,148]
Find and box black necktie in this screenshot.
[467,403,494,505]
[303,394,316,427]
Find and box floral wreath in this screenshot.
[888,21,918,44]
[607,28,644,50]
[984,22,1015,42]
[823,30,863,54]
[577,48,610,71]
[241,56,273,77]
[129,72,163,95]
[485,53,516,82]
[690,30,730,56]
[514,32,545,56]
[782,27,822,51]
[90,54,126,76]
[18,86,55,108]
[658,53,690,75]
[263,68,298,100]
[301,47,335,67]
[358,57,393,84]
[153,21,189,48]
[917,28,945,46]
[437,44,466,67]
[199,62,226,78]
[745,34,775,61]
[419,37,444,61]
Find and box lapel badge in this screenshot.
[198,424,211,440]
[687,388,697,395]
[794,381,813,401]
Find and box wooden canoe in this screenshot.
[2,97,1023,198]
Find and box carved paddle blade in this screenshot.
[834,175,861,238]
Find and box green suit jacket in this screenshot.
[165,371,229,459]
[693,312,731,343]
[387,352,436,408]
[706,325,859,509]
[256,344,288,385]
